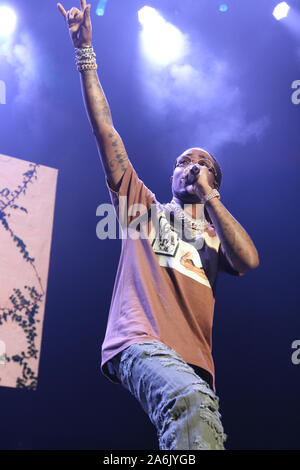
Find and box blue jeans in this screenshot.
[108,340,227,450]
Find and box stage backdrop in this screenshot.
[0,154,57,390]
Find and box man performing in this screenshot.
[58,1,259,450]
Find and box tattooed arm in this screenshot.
[205,198,259,274]
[186,164,259,274]
[194,178,259,274]
[80,70,129,188]
[58,1,129,189]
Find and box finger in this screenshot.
[69,7,80,20]
[68,7,74,20]
[80,0,87,12]
[57,3,67,18]
[83,4,91,24]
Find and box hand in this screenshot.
[57,0,92,48]
[185,165,213,201]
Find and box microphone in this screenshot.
[186,164,200,185]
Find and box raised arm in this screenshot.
[57,0,129,189]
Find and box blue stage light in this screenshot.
[96,0,108,16]
[273,2,290,20]
[0,5,17,36]
[219,4,228,13]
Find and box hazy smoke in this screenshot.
[2,32,38,105]
[139,35,270,153]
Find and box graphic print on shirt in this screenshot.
[151,215,179,257]
[150,211,212,288]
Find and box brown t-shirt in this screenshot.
[101,162,237,392]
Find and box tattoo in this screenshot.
[81,71,129,180]
[104,131,128,176]
[206,199,258,272]
[107,158,120,173]
[81,71,113,126]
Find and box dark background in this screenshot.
[0,0,299,450]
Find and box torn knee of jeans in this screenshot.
[181,389,226,443]
[194,411,227,450]
[198,407,226,441]
[192,438,212,450]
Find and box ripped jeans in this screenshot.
[108,340,227,450]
